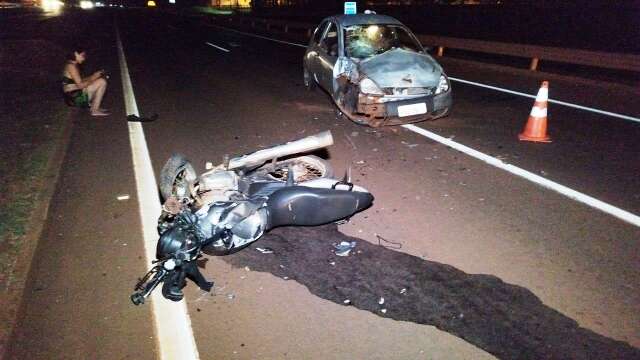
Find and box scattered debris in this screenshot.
[381,309,387,314]
[256,247,274,254]
[127,114,158,122]
[378,297,385,305]
[226,293,235,300]
[350,131,359,137]
[344,133,358,150]
[343,299,351,305]
[116,194,130,201]
[244,266,251,272]
[400,288,407,295]
[355,160,366,165]
[334,241,357,256]
[328,261,336,266]
[376,234,402,249]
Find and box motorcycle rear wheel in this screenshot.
[249,155,333,182]
[159,153,197,202]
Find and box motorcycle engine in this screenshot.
[196,170,239,204]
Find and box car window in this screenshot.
[320,22,338,57]
[344,24,423,59]
[311,21,328,46]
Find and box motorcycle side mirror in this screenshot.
[286,165,295,186]
[342,166,351,184]
[222,154,230,170]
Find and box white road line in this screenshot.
[449,77,640,123]
[402,124,640,227]
[116,24,201,360]
[205,41,230,52]
[207,24,307,48]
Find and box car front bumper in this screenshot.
[351,91,453,127]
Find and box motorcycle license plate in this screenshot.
[397,103,427,117]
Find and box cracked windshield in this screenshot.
[344,24,422,58]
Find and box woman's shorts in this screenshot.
[63,90,90,108]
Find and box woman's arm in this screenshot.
[66,63,102,89]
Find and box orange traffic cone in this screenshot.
[519,81,551,143]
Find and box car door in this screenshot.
[317,21,339,93]
[305,21,329,86]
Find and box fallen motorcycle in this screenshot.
[131,131,373,305]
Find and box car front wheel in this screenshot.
[303,66,316,91]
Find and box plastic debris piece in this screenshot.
[227,293,235,300]
[376,234,403,250]
[256,247,274,254]
[334,241,356,256]
[350,131,359,137]
[355,160,366,164]
[378,297,385,305]
[343,299,351,305]
[116,194,130,201]
[381,309,387,314]
[244,266,251,272]
[329,261,336,266]
[283,276,289,280]
[400,288,407,294]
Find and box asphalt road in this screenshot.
[4,7,640,360]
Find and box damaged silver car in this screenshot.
[303,14,452,127]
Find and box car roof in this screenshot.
[324,14,405,28]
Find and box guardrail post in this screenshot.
[437,46,444,57]
[529,57,539,71]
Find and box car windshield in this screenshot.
[344,24,422,59]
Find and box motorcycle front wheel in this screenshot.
[159,153,197,202]
[248,155,333,182]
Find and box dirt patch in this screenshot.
[221,224,640,360]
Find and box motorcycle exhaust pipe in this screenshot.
[227,131,334,170]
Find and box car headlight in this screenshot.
[435,74,450,95]
[359,78,384,96]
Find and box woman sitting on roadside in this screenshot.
[62,48,109,116]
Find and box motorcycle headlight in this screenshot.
[435,74,450,95]
[359,78,384,96]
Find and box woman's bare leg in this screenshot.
[87,78,108,115]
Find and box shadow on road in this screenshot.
[219,224,640,359]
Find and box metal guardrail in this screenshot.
[418,35,640,72]
[201,15,640,73]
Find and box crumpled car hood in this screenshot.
[357,48,442,88]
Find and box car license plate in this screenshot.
[397,103,427,117]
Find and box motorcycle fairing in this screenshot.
[266,186,374,228]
